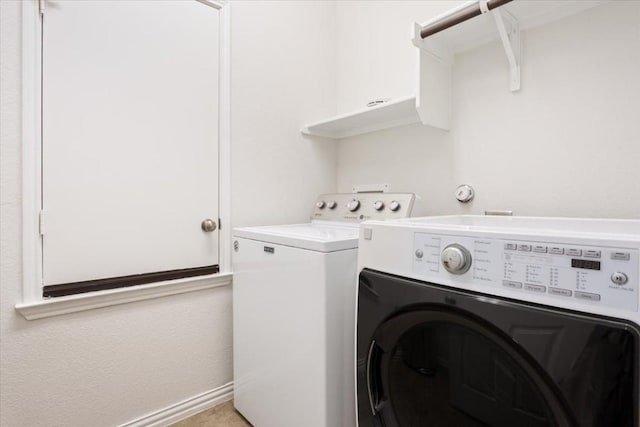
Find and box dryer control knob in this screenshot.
[373,200,385,211]
[327,201,337,209]
[441,244,472,274]
[347,199,361,212]
[316,201,326,209]
[389,200,401,211]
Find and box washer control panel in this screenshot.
[312,193,415,222]
[413,233,639,312]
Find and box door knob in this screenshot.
[201,218,217,232]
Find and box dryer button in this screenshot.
[611,272,628,285]
[611,252,631,261]
[503,280,523,289]
[524,284,546,293]
[575,291,601,301]
[549,287,572,297]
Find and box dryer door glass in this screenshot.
[357,269,638,427]
[367,313,573,427]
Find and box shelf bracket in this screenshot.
[492,8,521,92]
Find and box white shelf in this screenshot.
[303,1,609,139]
[301,96,420,139]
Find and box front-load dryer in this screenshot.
[232,193,415,427]
[357,215,640,427]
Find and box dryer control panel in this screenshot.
[413,233,639,312]
[312,193,415,222]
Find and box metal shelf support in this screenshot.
[493,8,521,92]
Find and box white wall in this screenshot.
[4,1,637,425]
[231,1,338,228]
[0,1,338,426]
[1,6,232,426]
[335,1,464,113]
[336,1,640,219]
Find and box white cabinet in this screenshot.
[41,1,220,289]
[302,0,609,138]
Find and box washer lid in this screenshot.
[233,223,359,252]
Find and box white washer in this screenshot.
[232,193,415,427]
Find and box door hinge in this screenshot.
[39,0,46,15]
[39,210,45,236]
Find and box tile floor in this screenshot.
[170,400,251,427]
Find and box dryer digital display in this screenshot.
[571,259,601,270]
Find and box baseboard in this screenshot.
[120,381,234,427]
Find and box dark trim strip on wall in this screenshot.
[42,265,220,298]
[420,0,513,39]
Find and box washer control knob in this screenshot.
[441,244,472,274]
[347,199,361,212]
[327,201,337,210]
[373,200,385,211]
[316,201,326,209]
[611,272,629,285]
[389,200,401,212]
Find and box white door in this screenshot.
[42,0,219,287]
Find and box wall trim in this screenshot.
[218,1,232,273]
[120,381,234,427]
[22,0,43,302]
[15,272,232,320]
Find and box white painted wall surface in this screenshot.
[336,1,640,219]
[4,0,638,425]
[337,123,458,216]
[0,1,338,426]
[231,1,338,228]
[335,1,465,114]
[2,3,233,425]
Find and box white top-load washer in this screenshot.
[232,193,415,427]
[356,215,640,426]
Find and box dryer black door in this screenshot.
[356,269,639,427]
